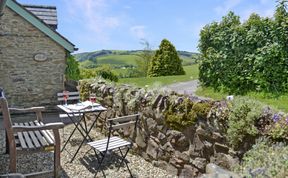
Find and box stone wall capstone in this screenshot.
[80,79,240,177]
[0,7,66,110]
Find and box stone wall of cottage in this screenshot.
[0,7,67,109]
[81,80,240,177]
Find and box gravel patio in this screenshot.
[0,113,175,178]
[59,119,175,178]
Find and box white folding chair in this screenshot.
[88,113,140,177]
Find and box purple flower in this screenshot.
[272,114,281,122]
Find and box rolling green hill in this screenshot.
[74,50,201,68]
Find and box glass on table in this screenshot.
[89,93,96,109]
[63,90,69,105]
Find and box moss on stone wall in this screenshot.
[164,98,213,131]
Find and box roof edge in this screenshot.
[0,0,7,16]
[6,0,76,52]
[21,4,56,9]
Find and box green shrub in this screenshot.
[80,65,118,82]
[80,68,97,79]
[198,1,288,94]
[234,138,288,178]
[95,65,119,82]
[227,97,264,148]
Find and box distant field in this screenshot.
[97,55,140,66]
[118,65,199,87]
[75,50,200,68]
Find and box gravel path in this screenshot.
[163,80,199,95]
[0,121,175,178]
[61,121,176,178]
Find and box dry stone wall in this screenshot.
[0,7,66,109]
[80,79,239,177]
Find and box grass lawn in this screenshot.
[118,65,199,87]
[196,87,288,112]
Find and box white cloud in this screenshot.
[214,0,274,21]
[63,0,120,43]
[214,0,243,15]
[130,25,147,39]
[240,7,274,21]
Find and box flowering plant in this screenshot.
[269,113,288,140]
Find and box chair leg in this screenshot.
[118,148,133,177]
[9,152,17,173]
[8,143,17,173]
[53,130,61,177]
[61,124,78,152]
[93,151,108,177]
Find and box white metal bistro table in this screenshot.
[57,101,107,162]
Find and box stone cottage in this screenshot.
[0,0,76,109]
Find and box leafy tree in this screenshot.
[65,55,80,80]
[136,39,154,77]
[80,68,96,79]
[198,1,288,94]
[80,65,118,82]
[148,39,185,77]
[95,65,118,82]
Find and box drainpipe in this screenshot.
[0,0,7,17]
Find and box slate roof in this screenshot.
[5,0,76,52]
[23,4,57,30]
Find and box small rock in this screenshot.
[146,138,159,159]
[203,141,213,148]
[140,152,150,161]
[175,151,190,163]
[214,142,229,154]
[151,136,161,144]
[152,94,163,109]
[146,117,157,131]
[152,160,178,176]
[158,132,166,141]
[176,136,189,151]
[212,132,224,142]
[203,141,214,160]
[196,126,208,137]
[179,164,199,178]
[169,157,183,168]
[210,153,239,170]
[192,157,207,171]
[135,129,146,148]
[166,163,179,176]
[204,163,241,178]
[162,142,174,153]
[194,135,205,151]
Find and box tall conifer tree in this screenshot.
[148,39,185,77]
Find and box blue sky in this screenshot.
[18,0,276,53]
